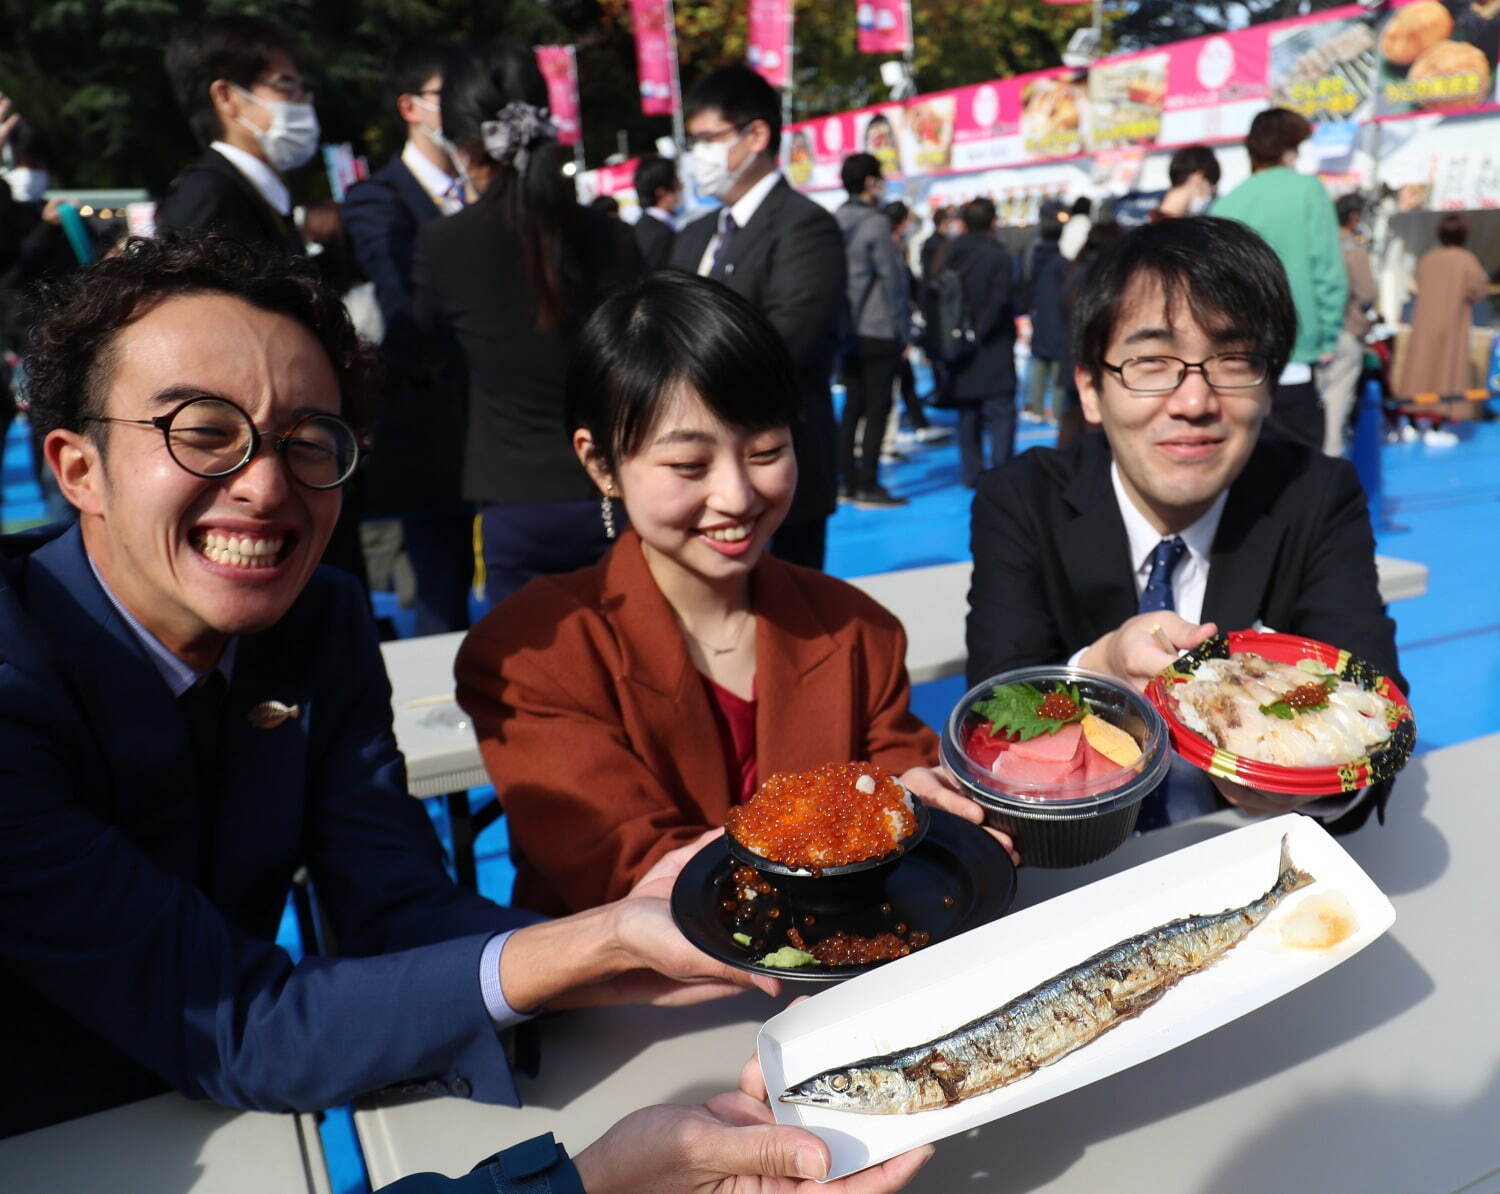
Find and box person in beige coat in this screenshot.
[1317,194,1377,456]
[1394,213,1490,400]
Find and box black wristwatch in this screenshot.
[476,1132,587,1193]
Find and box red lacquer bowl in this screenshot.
[1144,630,1416,796]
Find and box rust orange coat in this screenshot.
[455,530,939,915]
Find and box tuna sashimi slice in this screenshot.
[992,749,1077,787]
[1083,742,1121,784]
[1009,721,1084,764]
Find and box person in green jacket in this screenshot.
[1211,107,1347,451]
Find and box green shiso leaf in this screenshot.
[970,680,1092,741]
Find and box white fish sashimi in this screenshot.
[1170,652,1392,768]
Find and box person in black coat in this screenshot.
[413,37,643,606]
[1022,202,1068,423]
[943,197,1016,487]
[967,217,1402,833]
[669,64,844,570]
[632,153,680,271]
[343,40,474,634]
[157,17,315,254]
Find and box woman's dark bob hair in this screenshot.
[1072,216,1297,386]
[566,273,803,472]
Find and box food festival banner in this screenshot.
[856,0,912,55]
[1373,0,1500,118]
[629,0,678,117]
[782,2,1500,197]
[1158,27,1270,145]
[534,46,582,146]
[747,0,793,89]
[1087,49,1168,149]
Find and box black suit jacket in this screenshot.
[944,231,1016,399]
[967,434,1405,828]
[670,178,845,528]
[156,148,303,253]
[414,192,644,507]
[343,156,465,516]
[633,211,676,271]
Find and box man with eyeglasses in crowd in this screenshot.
[157,15,317,253]
[965,217,1403,834]
[0,237,948,1194]
[670,63,844,571]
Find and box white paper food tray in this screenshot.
[757,815,1394,1179]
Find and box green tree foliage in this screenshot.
[0,0,1089,191]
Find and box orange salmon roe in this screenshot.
[1284,682,1331,709]
[725,762,916,867]
[1037,691,1080,721]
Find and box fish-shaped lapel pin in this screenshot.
[248,700,301,729]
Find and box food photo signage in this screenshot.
[1267,6,1378,123]
[1374,0,1500,117]
[1087,50,1168,149]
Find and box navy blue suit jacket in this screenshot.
[342,155,466,516]
[0,523,540,1137]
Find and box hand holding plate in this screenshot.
[1081,611,1218,694]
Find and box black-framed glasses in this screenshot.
[85,396,359,490]
[681,121,751,153]
[254,73,314,104]
[1101,353,1269,394]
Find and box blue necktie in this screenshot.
[1136,536,1189,833]
[709,212,738,276]
[1137,536,1187,614]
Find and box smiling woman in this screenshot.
[454,274,991,915]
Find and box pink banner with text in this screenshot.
[748,0,793,88]
[857,0,911,55]
[629,0,677,117]
[534,46,582,146]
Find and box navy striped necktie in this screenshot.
[710,212,738,275]
[1138,536,1187,614]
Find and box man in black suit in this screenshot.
[669,64,844,571]
[945,197,1017,487]
[632,153,680,270]
[967,217,1403,831]
[343,41,473,635]
[157,16,315,254]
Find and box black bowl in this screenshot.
[725,790,930,916]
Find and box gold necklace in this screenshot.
[682,610,752,657]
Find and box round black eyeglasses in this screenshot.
[85,396,359,490]
[1101,353,1269,394]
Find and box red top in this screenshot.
[703,675,758,803]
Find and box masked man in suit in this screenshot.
[157,16,315,253]
[343,40,474,634]
[0,235,794,1144]
[966,217,1403,833]
[669,64,845,571]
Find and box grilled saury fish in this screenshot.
[780,836,1313,1114]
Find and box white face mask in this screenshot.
[692,132,750,201]
[234,86,321,173]
[1186,191,1213,216]
[1294,142,1320,176]
[7,167,49,203]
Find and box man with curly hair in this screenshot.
[0,237,819,1176]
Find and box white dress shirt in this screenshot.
[644,205,679,232]
[401,140,463,215]
[696,169,782,276]
[210,141,290,217]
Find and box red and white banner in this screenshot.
[629,0,678,117]
[534,45,582,147]
[856,0,911,55]
[747,0,793,89]
[1159,28,1271,145]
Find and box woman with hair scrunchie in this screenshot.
[414,37,644,606]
